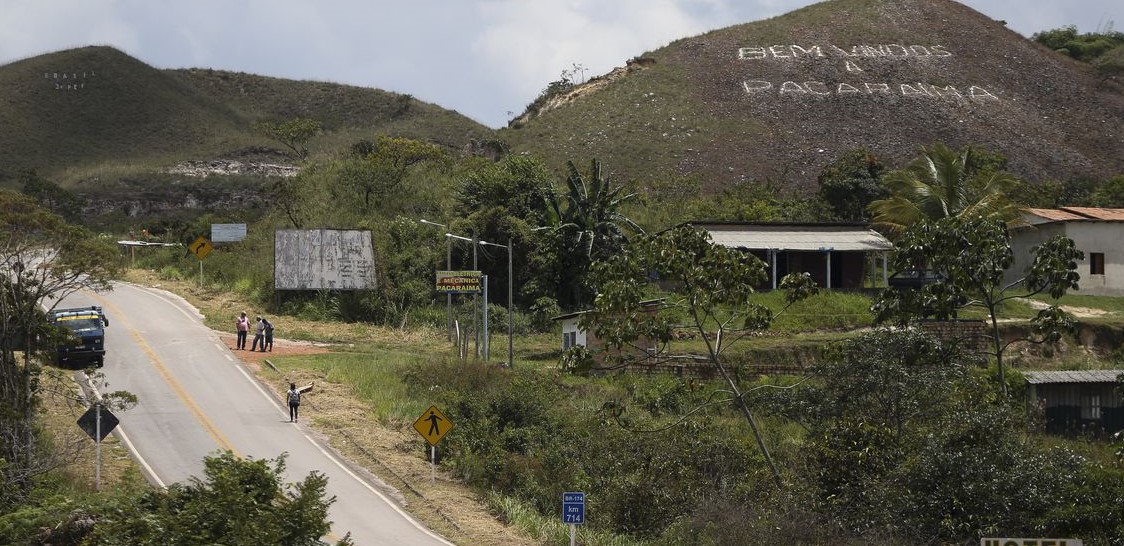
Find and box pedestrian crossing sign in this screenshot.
[413,405,453,446]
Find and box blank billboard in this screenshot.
[274,229,376,290]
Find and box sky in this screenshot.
[0,1,1118,128]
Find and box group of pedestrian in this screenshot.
[235,311,273,352]
[235,312,303,424]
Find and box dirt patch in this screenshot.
[224,335,539,546]
[1018,298,1112,318]
[217,333,334,371]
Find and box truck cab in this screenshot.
[51,306,109,367]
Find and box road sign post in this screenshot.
[188,235,213,286]
[563,491,585,546]
[77,403,119,491]
[413,405,454,484]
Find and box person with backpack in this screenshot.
[287,383,301,422]
[263,317,274,352]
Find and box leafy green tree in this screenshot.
[254,118,323,160]
[456,155,552,222]
[869,143,1019,235]
[452,155,554,308]
[542,159,642,308]
[768,328,1112,543]
[1089,174,1124,207]
[1033,25,1124,62]
[269,161,341,229]
[0,189,121,507]
[589,225,817,488]
[1017,177,1100,208]
[18,170,85,220]
[1093,44,1124,83]
[340,135,448,210]
[872,215,1083,396]
[776,329,978,534]
[816,148,888,221]
[78,451,350,546]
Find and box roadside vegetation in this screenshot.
[3,22,1124,545]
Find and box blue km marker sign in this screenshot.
[562,491,585,525]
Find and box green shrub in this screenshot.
[157,266,184,281]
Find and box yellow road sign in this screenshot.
[189,235,213,260]
[413,405,453,446]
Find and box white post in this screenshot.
[473,239,479,358]
[770,249,777,289]
[482,275,489,362]
[570,524,576,546]
[446,238,452,341]
[826,250,832,289]
[95,403,102,491]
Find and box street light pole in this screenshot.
[447,233,481,358]
[479,239,514,368]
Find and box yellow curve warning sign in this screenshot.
[413,405,453,446]
[189,235,213,260]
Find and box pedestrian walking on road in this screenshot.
[235,311,249,350]
[287,383,301,422]
[251,315,266,351]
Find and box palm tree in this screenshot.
[541,159,643,307]
[869,142,1019,235]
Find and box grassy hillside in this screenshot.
[165,68,493,151]
[0,46,248,182]
[501,0,1124,193]
[0,46,494,185]
[4,0,1123,226]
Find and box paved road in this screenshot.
[63,283,451,546]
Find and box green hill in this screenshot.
[500,0,1124,192]
[0,46,493,185]
[3,0,1122,211]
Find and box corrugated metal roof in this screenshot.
[1022,207,1124,223]
[1023,208,1088,223]
[699,224,893,252]
[1059,207,1124,221]
[1023,369,1124,384]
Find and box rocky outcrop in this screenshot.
[163,160,298,178]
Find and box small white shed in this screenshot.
[1009,207,1124,296]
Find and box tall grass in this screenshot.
[271,347,452,423]
[487,492,646,546]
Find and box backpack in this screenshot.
[264,321,274,335]
[288,389,300,405]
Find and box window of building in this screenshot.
[1090,252,1105,275]
[1082,394,1102,420]
[562,331,578,350]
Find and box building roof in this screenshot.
[694,223,893,252]
[1023,207,1124,224]
[1023,369,1124,384]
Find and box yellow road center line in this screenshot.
[95,289,346,543]
[92,293,239,456]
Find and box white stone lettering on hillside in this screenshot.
[736,43,997,101]
[44,70,96,91]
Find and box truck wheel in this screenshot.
[95,357,104,368]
